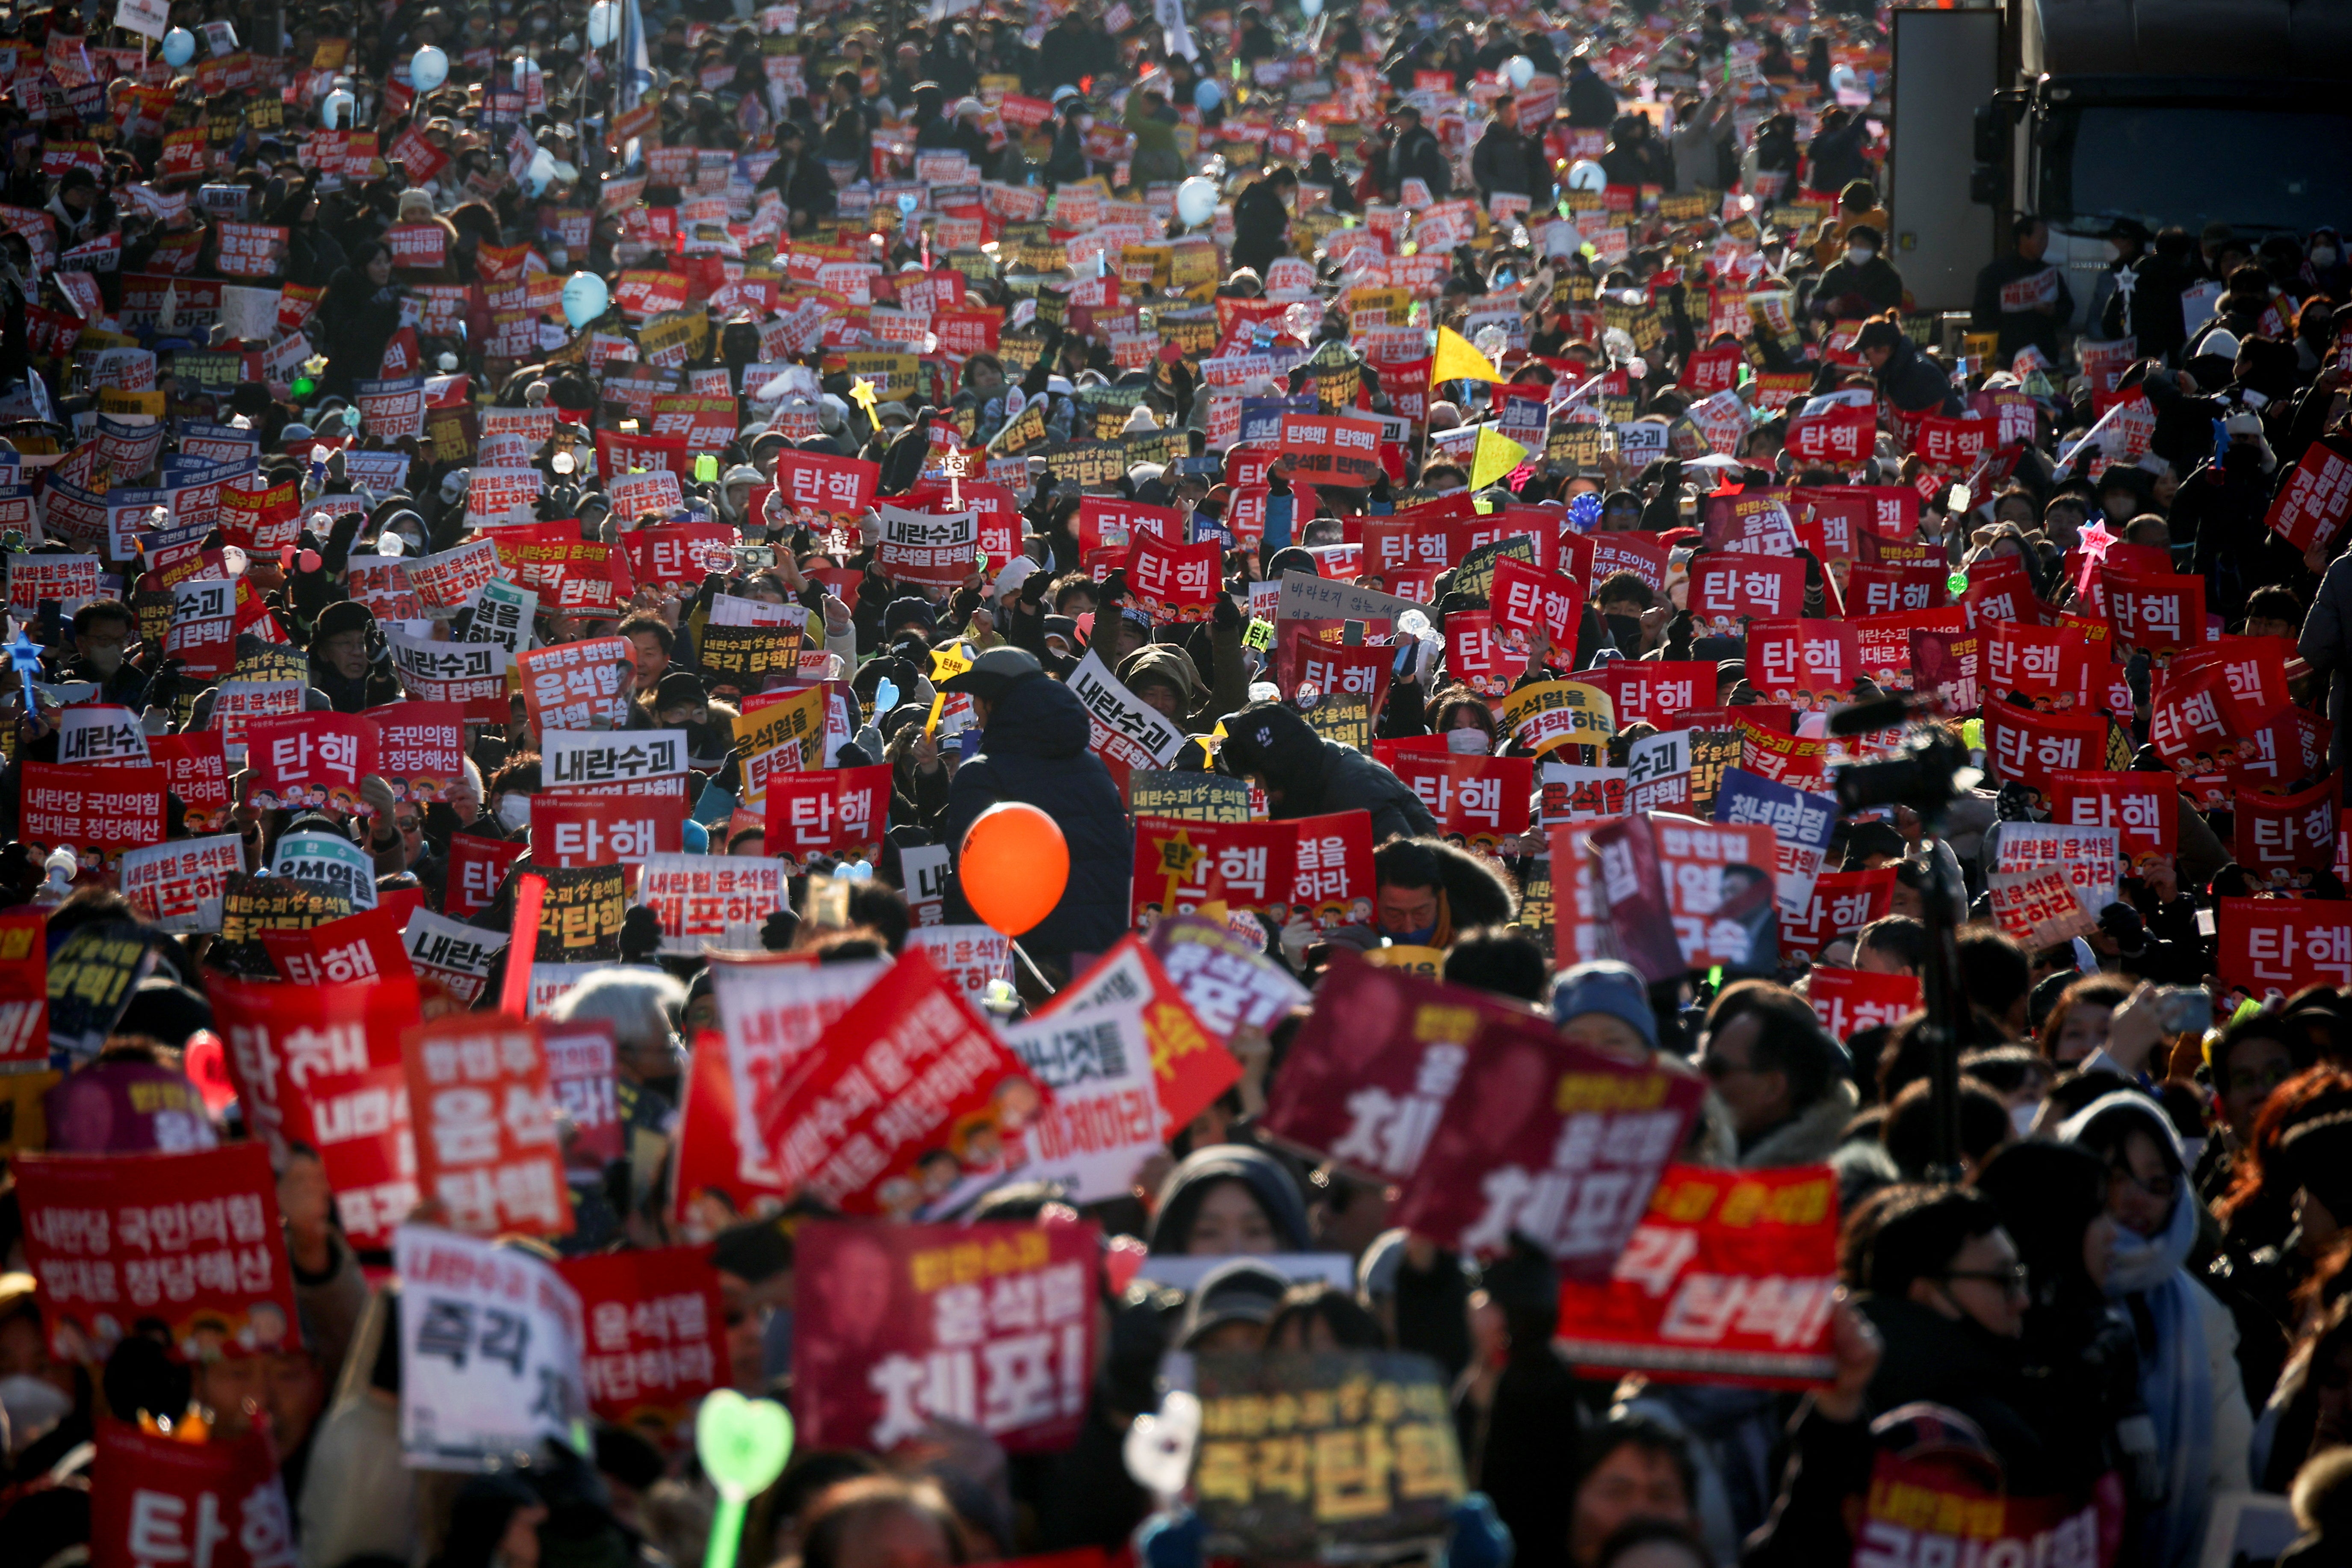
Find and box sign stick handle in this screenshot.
[501,872,545,1016]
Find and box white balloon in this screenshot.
[409,44,448,93]
[1174,175,1217,230]
[1505,54,1535,89]
[322,88,357,129]
[1299,0,1323,15]
[585,0,621,47]
[1123,1393,1200,1504]
[1568,159,1607,193]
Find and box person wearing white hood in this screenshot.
[2060,1090,2253,1568]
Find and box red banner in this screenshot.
[1982,703,2111,803]
[92,1420,291,1568]
[1389,1008,1708,1275]
[2264,441,2352,556]
[1127,532,1222,625]
[2235,776,2342,885]
[1687,554,1806,632]
[1852,1453,2123,1568]
[402,1015,573,1237]
[626,523,737,588]
[772,447,880,519]
[2047,769,2178,870]
[2105,567,2205,656]
[1782,866,1895,958]
[1262,951,1540,1184]
[534,792,688,865]
[259,906,416,988]
[1386,752,1535,846]
[1492,555,1584,648]
[2216,898,2352,998]
[1807,967,1924,1041]
[19,759,167,867]
[1784,404,1874,465]
[792,1218,1098,1451]
[753,949,1039,1214]
[762,763,891,865]
[17,1141,301,1360]
[1131,811,1376,930]
[558,1245,730,1430]
[446,833,528,918]
[1553,1163,1838,1388]
[245,712,381,812]
[1745,619,1859,710]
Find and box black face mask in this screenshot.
[1605,612,1643,651]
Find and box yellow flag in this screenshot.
[1470,426,1528,490]
[1431,325,1503,385]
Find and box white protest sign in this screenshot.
[395,1224,586,1471]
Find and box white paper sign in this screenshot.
[395,1225,586,1472]
[56,703,151,765]
[117,834,244,933]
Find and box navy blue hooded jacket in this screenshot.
[940,671,1133,967]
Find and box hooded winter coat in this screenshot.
[940,671,1132,967]
[1214,701,1438,841]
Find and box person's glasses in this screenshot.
[2109,1163,2178,1204]
[1944,1266,2031,1298]
[395,817,423,834]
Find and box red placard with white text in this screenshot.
[401,1014,573,1238]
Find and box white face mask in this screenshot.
[2009,1101,2040,1140]
[2314,246,2339,268]
[1446,725,1489,755]
[1076,115,1093,131]
[497,795,532,830]
[86,645,125,675]
[1846,246,1874,266]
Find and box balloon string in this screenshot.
[702,1496,747,1568]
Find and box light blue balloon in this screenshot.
[1299,0,1323,17]
[409,44,449,93]
[897,192,918,216]
[561,271,610,329]
[1194,79,1221,112]
[874,678,899,715]
[162,27,196,67]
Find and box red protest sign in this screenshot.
[772,447,881,519]
[0,910,44,1071]
[753,948,1040,1215]
[1843,561,1947,618]
[92,1420,292,1568]
[1491,555,1584,648]
[518,636,634,732]
[2219,898,2352,997]
[533,792,687,866]
[1807,967,1923,1042]
[2048,770,2178,871]
[2230,701,2331,797]
[1852,1451,2123,1568]
[1033,936,1241,1132]
[626,523,736,588]
[1982,702,2112,803]
[1553,1163,1839,1389]
[2105,567,2205,657]
[1590,661,1717,727]
[245,712,381,812]
[1784,403,1874,465]
[2265,440,2352,556]
[401,1014,573,1238]
[148,730,231,831]
[558,1245,729,1430]
[1131,811,1376,930]
[366,700,466,802]
[1781,866,1895,959]
[260,907,416,987]
[1586,529,1672,593]
[1387,752,1535,847]
[615,268,690,317]
[1687,554,1806,633]
[446,833,528,919]
[1275,413,1386,483]
[792,1219,1098,1451]
[1262,951,1541,1184]
[2235,776,2342,886]
[1281,629,1393,715]
[1389,1009,1707,1276]
[17,1141,301,1360]
[1744,619,1860,711]
[19,759,167,868]
[1127,532,1222,625]
[762,764,891,866]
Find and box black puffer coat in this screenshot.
[940,672,1132,966]
[1215,701,1438,842]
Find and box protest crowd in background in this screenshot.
[3,0,2352,1566]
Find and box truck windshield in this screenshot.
[2042,105,2352,233]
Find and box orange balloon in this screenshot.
[959,803,1070,936]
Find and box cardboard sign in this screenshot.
[542,729,688,790]
[557,1245,728,1431]
[633,853,786,953]
[752,949,1037,1215]
[1389,1007,1707,1273]
[1263,952,1541,1183]
[395,1223,585,1470]
[793,1219,1099,1452]
[402,1015,573,1237]
[878,503,981,588]
[1189,1350,1466,1556]
[17,1141,299,1361]
[1501,680,1617,755]
[1553,1162,1838,1388]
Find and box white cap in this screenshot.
[993,555,1040,598]
[2201,328,2242,360]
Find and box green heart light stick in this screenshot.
[696,1389,795,1568]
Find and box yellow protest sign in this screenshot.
[1501,681,1616,755]
[733,685,829,806]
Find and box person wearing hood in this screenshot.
[1970,216,2074,362]
[1145,1145,1313,1255]
[1856,316,1959,417]
[2176,406,2298,621]
[936,647,1132,975]
[1214,700,1438,842]
[318,239,406,400]
[1229,166,1297,278]
[1370,837,1516,948]
[2060,1091,2253,1568]
[1116,638,1244,739]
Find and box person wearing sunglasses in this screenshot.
[2061,1091,2255,1567]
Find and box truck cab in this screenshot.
[1970,0,2352,329]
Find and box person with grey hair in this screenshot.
[544,969,688,1102]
